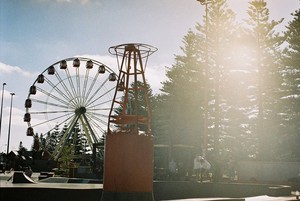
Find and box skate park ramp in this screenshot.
[12,171,35,183]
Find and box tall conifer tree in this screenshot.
[195,0,236,155]
[244,0,284,159]
[159,30,204,149]
[281,8,300,161]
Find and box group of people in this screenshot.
[193,155,211,182]
[167,155,212,182]
[167,154,238,182]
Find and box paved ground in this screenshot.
[0,171,102,189]
[1,171,298,200]
[163,195,299,200]
[1,170,39,181]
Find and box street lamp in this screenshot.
[6,92,15,155]
[0,83,6,140]
[197,0,212,157]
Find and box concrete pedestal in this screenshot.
[101,132,154,201]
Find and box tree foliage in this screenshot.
[243,0,284,160]
[280,8,300,161]
[152,0,298,161]
[157,30,204,148]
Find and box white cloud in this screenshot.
[74,54,118,71]
[0,62,33,77]
[75,54,168,94]
[145,63,168,94]
[56,0,71,2]
[0,90,12,99]
[35,0,95,5]
[56,0,89,4]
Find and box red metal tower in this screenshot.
[102,43,157,201]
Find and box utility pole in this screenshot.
[196,0,212,157]
[7,92,15,155]
[0,83,6,141]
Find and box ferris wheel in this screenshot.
[24,57,118,160]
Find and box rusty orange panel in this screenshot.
[103,132,154,192]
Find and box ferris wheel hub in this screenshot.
[75,106,86,115]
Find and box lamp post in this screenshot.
[6,92,15,155]
[0,83,6,140]
[197,0,212,157]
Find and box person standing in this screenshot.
[193,155,201,181]
[168,159,177,180]
[24,166,32,178]
[199,156,211,182]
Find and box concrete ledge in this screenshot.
[101,191,154,201]
[0,187,102,201]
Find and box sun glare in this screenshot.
[228,40,256,72]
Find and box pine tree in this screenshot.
[281,8,300,161]
[72,123,85,155]
[18,141,27,155]
[115,81,154,133]
[31,133,40,152]
[152,93,169,144]
[46,124,60,153]
[158,30,205,150]
[195,0,237,156]
[244,0,284,160]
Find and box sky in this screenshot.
[0,0,299,152]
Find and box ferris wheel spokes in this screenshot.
[64,67,80,106]
[85,76,109,106]
[81,68,91,106]
[31,98,69,109]
[30,110,73,115]
[30,111,74,128]
[82,114,99,142]
[52,114,81,160]
[53,70,79,107]
[36,86,71,108]
[44,76,77,108]
[86,85,115,108]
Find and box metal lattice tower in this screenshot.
[108,43,157,135]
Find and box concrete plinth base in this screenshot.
[102,132,154,201]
